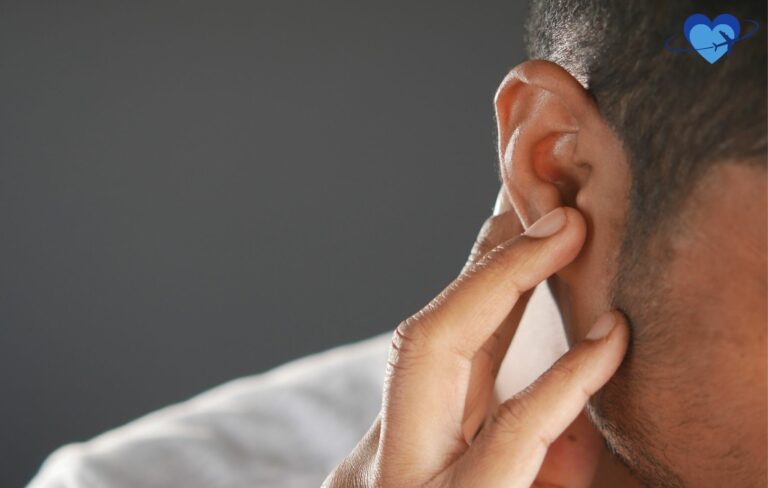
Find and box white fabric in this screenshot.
[29,285,566,488]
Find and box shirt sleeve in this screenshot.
[27,333,391,488]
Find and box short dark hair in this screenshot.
[525,2,766,485]
[525,0,766,252]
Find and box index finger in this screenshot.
[399,206,585,362]
[460,188,529,441]
[381,207,586,465]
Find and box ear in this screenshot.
[494,60,631,344]
[494,60,621,230]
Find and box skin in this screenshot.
[590,163,767,487]
[327,59,766,486]
[324,203,632,487]
[495,61,767,486]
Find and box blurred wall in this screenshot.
[0,1,527,485]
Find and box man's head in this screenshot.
[494,1,766,486]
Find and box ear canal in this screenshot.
[532,131,581,208]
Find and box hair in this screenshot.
[525,1,766,486]
[525,0,766,252]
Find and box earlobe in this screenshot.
[494,61,597,230]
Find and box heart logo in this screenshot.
[684,14,741,64]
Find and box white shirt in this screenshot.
[29,285,566,487]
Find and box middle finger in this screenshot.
[382,207,586,465]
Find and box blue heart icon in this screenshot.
[684,14,741,64]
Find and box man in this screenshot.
[31,1,766,487]
[509,1,766,485]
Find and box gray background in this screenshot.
[0,2,527,485]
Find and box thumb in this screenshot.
[449,310,630,488]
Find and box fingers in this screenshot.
[380,207,586,469]
[460,189,527,443]
[460,286,532,443]
[463,188,520,272]
[402,206,585,364]
[464,211,523,272]
[451,311,630,488]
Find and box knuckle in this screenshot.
[471,242,524,290]
[389,315,433,369]
[548,358,592,403]
[492,397,531,433]
[466,248,505,277]
[491,397,552,452]
[548,360,578,385]
[471,233,496,262]
[393,314,428,349]
[473,244,504,272]
[476,213,514,250]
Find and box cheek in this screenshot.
[591,304,767,486]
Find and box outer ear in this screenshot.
[494,60,631,347]
[494,60,600,230]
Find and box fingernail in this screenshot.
[522,207,566,238]
[586,313,617,341]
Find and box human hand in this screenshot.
[323,190,629,487]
